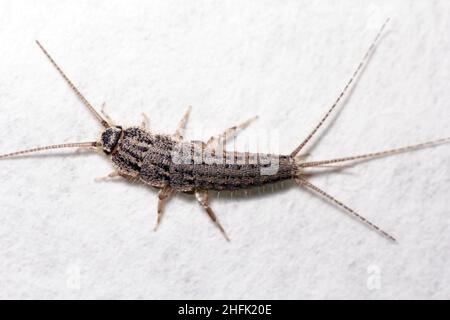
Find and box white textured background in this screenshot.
[0,0,449,299]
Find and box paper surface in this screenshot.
[0,0,449,299]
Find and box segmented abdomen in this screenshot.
[112,127,295,192]
[169,151,294,191]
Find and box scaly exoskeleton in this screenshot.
[1,19,449,242]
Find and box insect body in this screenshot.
[107,126,294,192]
[1,19,449,242]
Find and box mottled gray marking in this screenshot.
[112,127,295,192]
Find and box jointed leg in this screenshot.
[101,102,115,126]
[141,113,150,129]
[94,171,121,182]
[154,185,174,231]
[173,105,192,141]
[75,145,100,154]
[94,170,138,182]
[206,116,258,149]
[195,190,230,241]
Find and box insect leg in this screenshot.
[295,177,396,242]
[75,144,101,154]
[94,170,140,183]
[154,185,174,231]
[195,190,230,241]
[206,116,258,149]
[100,103,116,126]
[173,105,192,141]
[94,171,121,182]
[290,19,390,158]
[141,113,150,129]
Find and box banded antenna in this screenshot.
[35,40,110,128]
[0,42,109,160]
[0,142,98,160]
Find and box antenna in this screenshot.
[35,40,110,128]
[0,142,98,160]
